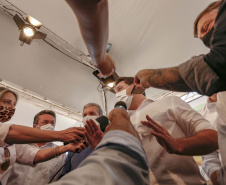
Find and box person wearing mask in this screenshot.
[198,94,222,185]
[114,77,218,185]
[133,1,226,183]
[60,103,108,178]
[7,110,66,184]
[0,87,87,185]
[52,107,150,185]
[134,0,225,96]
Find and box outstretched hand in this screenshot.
[66,141,88,153]
[85,119,104,150]
[60,127,85,144]
[134,69,153,89]
[96,53,116,78]
[141,115,181,154]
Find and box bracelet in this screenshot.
[54,146,60,158]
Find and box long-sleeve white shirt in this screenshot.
[128,96,215,185]
[216,91,226,185]
[0,123,39,185]
[7,142,65,185]
[198,98,222,180]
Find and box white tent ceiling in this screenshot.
[0,0,211,115]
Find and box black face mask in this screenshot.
[202,27,214,48]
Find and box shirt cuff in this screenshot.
[0,123,14,146]
[96,130,147,163]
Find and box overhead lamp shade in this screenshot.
[13,14,25,30]
[93,70,119,93]
[19,32,32,45]
[26,15,42,29]
[107,82,114,88]
[34,31,47,39]
[23,26,35,37]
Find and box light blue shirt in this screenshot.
[52,130,149,185]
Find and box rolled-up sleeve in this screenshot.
[202,151,221,178]
[15,144,40,166]
[172,96,215,136]
[0,123,14,146]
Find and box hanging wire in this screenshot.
[97,80,104,92]
[43,39,95,70]
[0,4,25,19]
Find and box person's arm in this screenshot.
[134,67,192,91]
[65,0,115,77]
[202,151,221,185]
[5,125,85,144]
[33,142,87,164]
[210,170,220,185]
[141,115,218,155]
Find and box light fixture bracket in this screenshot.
[93,70,119,93]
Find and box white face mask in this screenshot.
[39,124,55,131]
[82,115,99,125]
[115,89,133,110]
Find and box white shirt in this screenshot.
[7,142,65,185]
[198,99,222,180]
[0,123,39,185]
[216,91,226,185]
[129,96,214,185]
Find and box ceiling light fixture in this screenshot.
[93,70,119,93]
[26,15,42,28]
[13,14,47,46]
[107,82,114,88]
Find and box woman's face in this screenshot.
[0,92,17,123]
[0,92,16,109]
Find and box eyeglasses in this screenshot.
[0,147,10,172]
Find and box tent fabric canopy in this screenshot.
[0,0,211,114]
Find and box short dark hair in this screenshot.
[33,110,56,125]
[115,77,134,86]
[115,77,146,96]
[83,103,103,116]
[194,1,221,37]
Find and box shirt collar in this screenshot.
[128,98,154,115]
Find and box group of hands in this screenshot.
[61,113,180,155]
[98,53,153,90]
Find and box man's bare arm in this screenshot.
[65,0,115,77]
[142,115,218,155]
[5,125,84,144]
[33,142,87,164]
[134,67,193,92]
